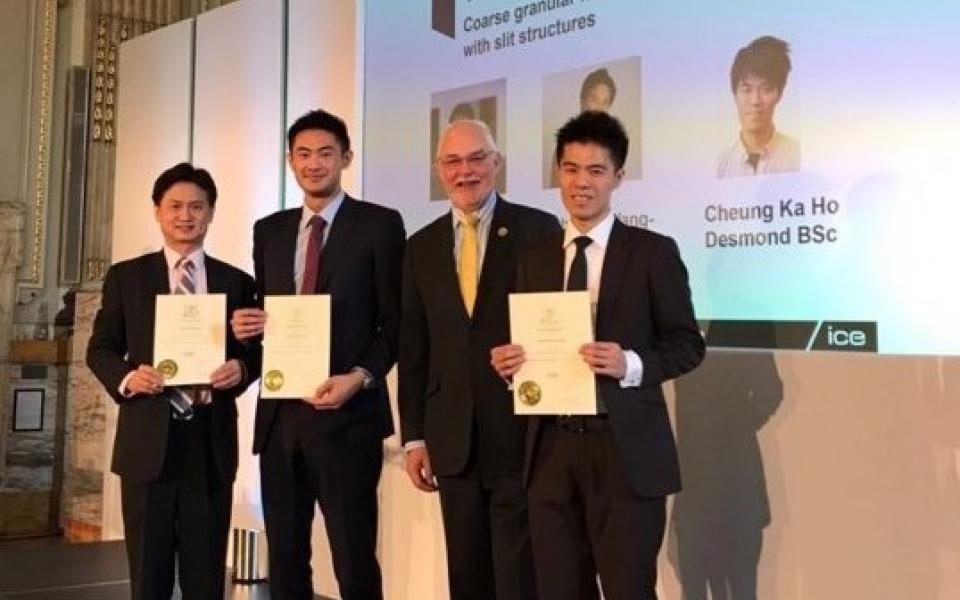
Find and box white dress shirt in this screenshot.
[716,130,800,178]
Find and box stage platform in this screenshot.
[0,536,330,599]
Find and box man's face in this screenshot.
[436,122,502,213]
[288,129,352,200]
[734,74,781,135]
[557,141,622,230]
[154,181,214,250]
[582,83,613,112]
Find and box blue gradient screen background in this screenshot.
[363,0,960,355]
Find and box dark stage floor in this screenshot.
[0,537,329,599]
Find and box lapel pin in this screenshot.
[498,227,508,237]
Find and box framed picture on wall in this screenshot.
[12,389,44,432]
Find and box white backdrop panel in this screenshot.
[286,0,362,206]
[192,0,285,534]
[112,19,194,262]
[106,18,195,541]
[193,0,285,269]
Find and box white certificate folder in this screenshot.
[260,295,331,399]
[508,291,597,415]
[153,293,226,386]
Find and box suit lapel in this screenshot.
[473,198,512,318]
[149,250,171,295]
[317,196,358,292]
[433,212,471,324]
[204,255,226,294]
[596,219,630,337]
[532,230,564,292]
[145,252,170,361]
[278,210,300,294]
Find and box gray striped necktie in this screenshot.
[168,257,200,420]
[175,256,196,294]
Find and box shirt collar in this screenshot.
[163,245,205,270]
[300,189,346,231]
[451,189,498,229]
[736,129,783,161]
[563,209,615,250]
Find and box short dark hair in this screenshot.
[151,162,217,207]
[555,110,629,171]
[287,109,351,153]
[580,67,617,108]
[730,36,791,94]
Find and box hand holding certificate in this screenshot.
[153,294,226,386]
[508,291,597,415]
[260,295,330,399]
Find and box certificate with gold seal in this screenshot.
[508,291,596,415]
[153,294,226,386]
[260,295,330,398]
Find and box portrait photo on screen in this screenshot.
[430,79,507,201]
[717,35,800,178]
[542,57,642,188]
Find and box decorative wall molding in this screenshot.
[19,0,57,287]
[79,0,237,286]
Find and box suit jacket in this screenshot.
[86,251,260,483]
[251,196,405,452]
[516,219,705,496]
[399,197,560,477]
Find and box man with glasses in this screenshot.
[399,119,559,600]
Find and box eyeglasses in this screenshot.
[438,150,494,171]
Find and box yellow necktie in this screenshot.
[458,213,479,315]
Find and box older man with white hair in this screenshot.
[399,119,560,600]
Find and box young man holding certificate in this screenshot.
[230,109,405,600]
[491,111,705,600]
[87,163,260,600]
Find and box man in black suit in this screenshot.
[230,109,405,600]
[87,163,260,600]
[491,111,705,600]
[399,119,559,600]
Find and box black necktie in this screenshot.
[566,236,592,291]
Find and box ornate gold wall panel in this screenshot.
[19,0,57,287]
[80,0,238,286]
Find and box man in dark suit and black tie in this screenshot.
[491,111,705,600]
[230,109,405,600]
[87,163,260,600]
[399,119,559,600]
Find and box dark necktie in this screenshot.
[566,236,592,291]
[301,215,327,295]
[169,257,197,420]
[174,256,195,294]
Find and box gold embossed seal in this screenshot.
[264,369,284,392]
[518,381,542,406]
[157,359,178,379]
